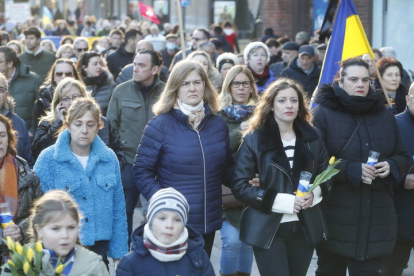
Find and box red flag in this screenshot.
[139,2,161,24]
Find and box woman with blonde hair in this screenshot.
[56,44,75,59]
[41,39,57,53]
[187,50,222,91]
[34,98,128,265]
[218,65,258,276]
[32,78,125,166]
[133,60,233,257]
[232,78,329,276]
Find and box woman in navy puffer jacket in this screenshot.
[133,60,233,257]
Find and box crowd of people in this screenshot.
[0,13,413,276]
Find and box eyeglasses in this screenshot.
[231,81,252,88]
[61,94,81,104]
[55,71,73,77]
[75,47,88,52]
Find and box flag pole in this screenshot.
[176,1,186,59]
[372,62,392,107]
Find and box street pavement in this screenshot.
[108,208,414,275]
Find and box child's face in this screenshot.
[151,211,184,245]
[36,213,78,260]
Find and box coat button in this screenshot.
[106,184,108,187]
[89,177,92,181]
[65,186,69,191]
[83,197,86,201]
[85,218,89,222]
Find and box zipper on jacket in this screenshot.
[317,205,327,240]
[271,162,293,191]
[195,130,208,234]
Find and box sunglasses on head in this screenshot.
[55,71,73,77]
[76,47,88,52]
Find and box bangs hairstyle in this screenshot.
[0,114,17,157]
[152,60,219,115]
[244,78,310,136]
[63,97,103,130]
[29,190,82,241]
[56,44,74,59]
[219,65,259,110]
[40,78,89,125]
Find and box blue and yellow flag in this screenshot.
[319,0,374,85]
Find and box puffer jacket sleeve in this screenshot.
[133,118,165,200]
[107,156,129,259]
[115,252,138,276]
[31,120,61,160]
[231,135,277,213]
[200,250,216,276]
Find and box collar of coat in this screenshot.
[170,103,212,130]
[256,116,319,177]
[52,129,112,167]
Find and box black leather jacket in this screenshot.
[232,116,329,249]
[31,116,126,169]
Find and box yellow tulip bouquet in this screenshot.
[2,237,66,276]
[306,156,341,195]
[296,157,341,197]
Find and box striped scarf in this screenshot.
[143,223,188,262]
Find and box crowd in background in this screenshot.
[0,11,413,276]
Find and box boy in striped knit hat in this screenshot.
[116,188,215,275]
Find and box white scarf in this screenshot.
[176,99,205,130]
[143,223,189,262]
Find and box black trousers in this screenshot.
[87,240,110,270]
[380,241,414,276]
[203,232,216,258]
[253,221,314,276]
[316,246,382,276]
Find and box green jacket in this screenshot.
[107,77,165,164]
[18,50,56,82]
[218,110,244,157]
[9,63,42,130]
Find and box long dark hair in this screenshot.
[76,51,101,78]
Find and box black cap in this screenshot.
[282,42,299,51]
[299,45,315,57]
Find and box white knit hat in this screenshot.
[147,188,190,227]
[243,41,271,64]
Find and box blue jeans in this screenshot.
[220,219,254,274]
[121,164,140,245]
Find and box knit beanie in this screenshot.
[147,188,190,228]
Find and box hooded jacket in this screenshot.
[116,224,215,276]
[313,83,410,260]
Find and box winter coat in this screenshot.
[280,57,320,98]
[394,109,414,241]
[313,83,410,261]
[18,50,56,82]
[232,116,329,249]
[270,61,287,78]
[133,105,233,235]
[1,102,33,166]
[34,130,128,259]
[107,77,165,164]
[106,44,135,79]
[248,67,276,95]
[8,63,42,131]
[1,245,109,276]
[115,64,169,86]
[116,224,215,276]
[33,83,53,132]
[375,81,408,115]
[83,70,115,116]
[31,116,126,168]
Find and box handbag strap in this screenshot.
[338,118,362,157]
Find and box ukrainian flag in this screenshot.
[319,0,374,85]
